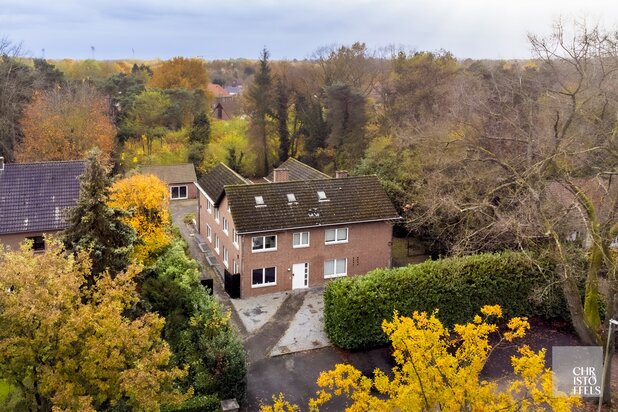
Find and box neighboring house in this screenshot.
[207,83,241,120]
[140,163,198,200]
[196,160,399,298]
[263,157,331,182]
[0,157,85,251]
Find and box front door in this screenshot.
[292,263,309,289]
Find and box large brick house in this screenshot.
[0,157,85,251]
[195,159,399,298]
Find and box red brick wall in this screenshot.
[197,190,393,299]
[169,182,197,200]
[239,221,393,298]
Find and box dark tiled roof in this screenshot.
[265,158,330,182]
[226,176,400,233]
[0,160,85,235]
[141,163,197,184]
[197,163,248,205]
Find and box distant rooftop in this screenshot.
[264,158,330,182]
[140,163,197,184]
[0,160,85,235]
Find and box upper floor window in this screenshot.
[233,229,240,248]
[252,235,277,252]
[214,207,220,223]
[206,224,212,241]
[255,196,266,208]
[223,246,229,268]
[207,200,213,214]
[317,191,329,202]
[324,258,347,278]
[293,232,310,248]
[233,259,239,274]
[214,234,220,254]
[325,227,348,244]
[223,217,229,234]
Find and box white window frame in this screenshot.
[207,200,213,214]
[223,246,229,268]
[325,227,348,244]
[233,229,240,249]
[293,231,310,248]
[223,217,229,235]
[324,258,347,278]
[251,267,277,288]
[214,207,220,223]
[170,185,188,200]
[206,224,212,242]
[252,234,277,252]
[233,259,239,274]
[214,234,220,254]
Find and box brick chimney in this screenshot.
[273,168,289,182]
[335,170,348,178]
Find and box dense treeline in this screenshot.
[1,17,616,403]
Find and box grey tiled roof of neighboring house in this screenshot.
[197,163,248,205]
[0,160,85,235]
[141,163,197,184]
[264,158,330,182]
[226,176,400,234]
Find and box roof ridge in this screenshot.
[282,157,330,178]
[227,174,373,186]
[5,159,86,166]
[218,162,250,184]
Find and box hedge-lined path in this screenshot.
[169,199,248,338]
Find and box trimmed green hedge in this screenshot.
[324,251,564,350]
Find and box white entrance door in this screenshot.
[292,263,309,289]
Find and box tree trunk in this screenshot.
[560,265,601,346]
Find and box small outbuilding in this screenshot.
[140,163,198,200]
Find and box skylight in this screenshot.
[255,196,265,207]
[317,191,328,202]
[287,193,297,203]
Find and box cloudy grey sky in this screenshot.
[1,0,617,60]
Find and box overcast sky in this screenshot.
[1,0,617,60]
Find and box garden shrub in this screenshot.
[324,251,565,350]
[142,240,247,403]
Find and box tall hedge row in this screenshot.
[324,251,564,350]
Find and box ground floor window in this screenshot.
[170,185,188,199]
[252,267,276,287]
[26,235,45,251]
[324,258,347,278]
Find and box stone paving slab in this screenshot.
[230,290,290,334]
[270,288,331,356]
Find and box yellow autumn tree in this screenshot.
[0,239,190,411]
[108,174,172,263]
[16,84,115,161]
[262,306,581,412]
[150,57,209,92]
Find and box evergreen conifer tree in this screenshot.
[63,149,135,276]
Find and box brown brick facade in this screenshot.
[198,188,393,298]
